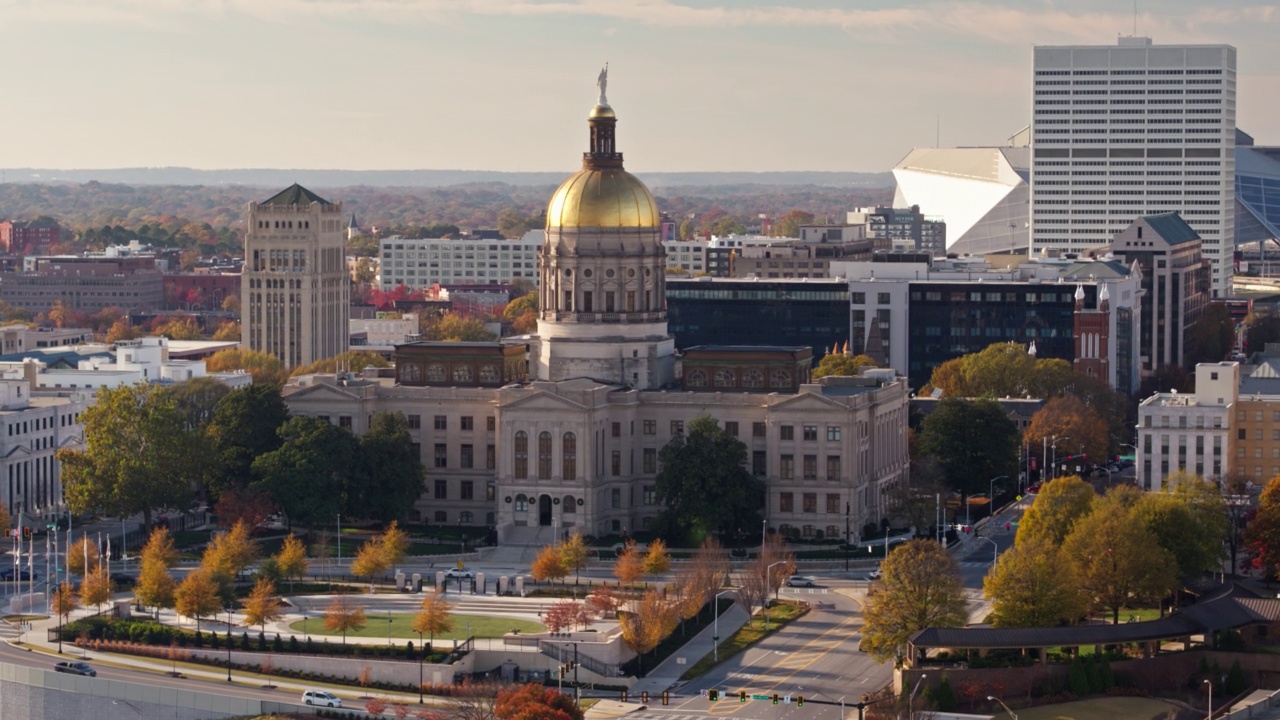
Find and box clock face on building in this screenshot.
[714,368,736,388]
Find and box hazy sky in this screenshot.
[1,0,1277,173]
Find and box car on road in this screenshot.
[302,689,342,707]
[1026,483,1042,494]
[54,661,96,677]
[866,569,882,580]
[110,572,136,588]
[445,567,475,579]
[786,575,816,587]
[0,569,38,581]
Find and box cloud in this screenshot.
[4,0,1276,44]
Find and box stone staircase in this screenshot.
[482,526,559,565]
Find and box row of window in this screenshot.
[407,415,494,432]
[777,492,843,514]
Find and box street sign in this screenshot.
[751,694,768,700]
[784,696,792,704]
[676,657,686,665]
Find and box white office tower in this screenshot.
[1031,37,1236,297]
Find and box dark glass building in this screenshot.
[666,278,850,363]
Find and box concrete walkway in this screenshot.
[628,603,749,697]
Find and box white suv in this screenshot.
[302,689,342,707]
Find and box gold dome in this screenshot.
[546,167,659,229]
[589,103,616,119]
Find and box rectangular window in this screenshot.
[644,448,657,473]
[753,422,766,438]
[803,493,817,513]
[408,414,421,430]
[612,422,621,438]
[779,492,794,513]
[339,416,352,429]
[826,494,840,514]
[460,444,474,469]
[780,425,794,441]
[434,479,447,500]
[643,486,657,505]
[486,444,496,470]
[753,451,767,476]
[826,455,841,480]
[803,455,817,480]
[460,481,474,501]
[725,421,739,437]
[434,443,447,468]
[486,481,496,502]
[826,426,841,442]
[803,426,817,442]
[610,488,621,508]
[612,450,621,476]
[487,416,496,432]
[671,420,684,435]
[434,415,447,431]
[643,420,656,435]
[461,416,474,431]
[780,454,794,479]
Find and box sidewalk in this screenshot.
[628,603,749,696]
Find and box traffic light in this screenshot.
[772,694,780,705]
[797,696,804,707]
[21,526,29,540]
[739,691,747,703]
[708,690,719,702]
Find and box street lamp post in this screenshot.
[418,631,425,704]
[908,673,927,720]
[225,606,234,682]
[1050,436,1071,481]
[987,475,1008,524]
[1205,678,1213,719]
[712,590,732,662]
[977,536,998,565]
[844,501,851,572]
[988,695,1017,719]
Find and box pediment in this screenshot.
[767,391,849,413]
[284,383,368,403]
[500,390,589,413]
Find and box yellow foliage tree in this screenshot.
[1015,475,1096,547]
[201,520,258,579]
[289,350,391,377]
[531,545,568,584]
[642,538,671,578]
[559,532,590,583]
[618,590,677,674]
[52,581,80,623]
[206,348,289,386]
[324,593,367,644]
[67,536,100,576]
[241,577,284,633]
[613,541,643,585]
[153,316,202,340]
[812,353,878,379]
[983,534,1086,628]
[351,538,390,589]
[412,589,454,652]
[211,321,240,342]
[274,534,309,591]
[80,566,113,613]
[174,567,222,633]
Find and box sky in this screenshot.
[1,0,1277,173]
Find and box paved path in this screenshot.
[629,604,750,697]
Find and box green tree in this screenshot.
[252,416,359,530]
[1246,310,1280,353]
[59,384,200,530]
[1185,302,1235,366]
[206,383,289,499]
[497,208,536,239]
[917,398,1020,500]
[812,353,877,379]
[1133,473,1227,578]
[709,217,746,236]
[654,415,765,539]
[559,532,590,583]
[166,377,231,432]
[862,539,966,663]
[983,534,1086,627]
[1016,475,1095,547]
[353,412,425,523]
[503,293,538,322]
[289,350,390,377]
[1063,491,1179,624]
[770,210,815,238]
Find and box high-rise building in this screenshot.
[377,232,542,290]
[1031,37,1236,297]
[241,184,349,367]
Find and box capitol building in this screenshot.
[281,82,909,545]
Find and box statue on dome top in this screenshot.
[597,62,609,106]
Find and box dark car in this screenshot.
[0,568,38,581]
[110,572,136,588]
[54,661,96,677]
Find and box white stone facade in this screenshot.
[1137,361,1237,490]
[0,379,90,523]
[378,233,542,290]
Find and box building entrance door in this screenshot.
[538,494,553,526]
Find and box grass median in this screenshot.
[679,600,808,681]
[286,612,543,640]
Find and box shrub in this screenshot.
[289,635,300,654]
[1226,659,1247,696]
[1220,629,1246,652]
[929,675,957,712]
[1069,658,1091,697]
[1097,657,1115,692]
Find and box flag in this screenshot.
[106,536,112,561]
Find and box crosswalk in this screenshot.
[629,713,706,720]
[777,588,830,595]
[958,561,991,568]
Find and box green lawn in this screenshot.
[1015,697,1180,720]
[287,612,543,640]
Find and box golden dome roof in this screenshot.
[546,167,659,229]
[589,103,616,119]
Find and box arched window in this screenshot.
[826,525,840,539]
[563,495,576,513]
[563,432,577,481]
[434,510,448,523]
[538,431,553,479]
[514,432,529,479]
[460,511,474,524]
[515,494,529,512]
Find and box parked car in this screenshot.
[445,567,475,579]
[301,689,342,707]
[786,575,816,588]
[0,569,38,581]
[110,572,136,588]
[54,661,96,677]
[866,569,883,580]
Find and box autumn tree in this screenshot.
[1246,474,1280,579]
[59,383,201,530]
[861,539,967,663]
[531,545,568,584]
[80,566,113,613]
[423,312,498,342]
[289,350,390,377]
[559,532,590,583]
[655,415,765,540]
[241,577,284,634]
[68,536,101,577]
[175,568,222,634]
[1023,395,1109,474]
[202,520,259,582]
[52,582,80,624]
[613,541,643,584]
[206,348,289,386]
[324,593,367,644]
[412,590,454,652]
[213,486,275,531]
[135,527,178,616]
[586,587,625,619]
[153,316,202,340]
[812,353,878,379]
[642,538,671,579]
[739,536,795,618]
[0,502,9,537]
[212,321,240,341]
[274,534,309,591]
[495,683,584,720]
[618,590,677,674]
[770,210,816,238]
[1016,475,1096,547]
[1133,473,1227,578]
[105,317,140,343]
[917,398,1020,501]
[351,539,390,589]
[983,534,1086,628]
[1062,491,1179,624]
[542,600,580,634]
